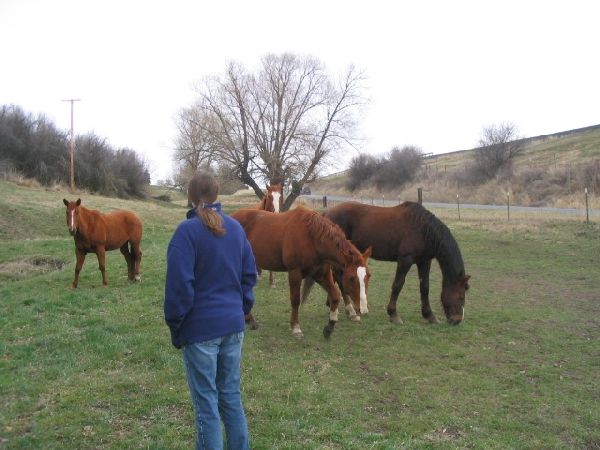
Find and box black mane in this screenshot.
[402,202,465,283]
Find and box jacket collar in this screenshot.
[186,202,222,219]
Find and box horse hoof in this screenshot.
[323,325,334,339]
[246,321,260,330]
[134,275,141,282]
[389,316,403,325]
[350,315,361,322]
[270,285,276,289]
[291,327,304,339]
[427,316,440,324]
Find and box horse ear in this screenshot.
[76,198,81,206]
[363,246,373,260]
[63,199,69,206]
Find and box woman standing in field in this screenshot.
[164,170,257,450]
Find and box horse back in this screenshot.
[231,207,318,271]
[101,210,143,250]
[326,202,425,261]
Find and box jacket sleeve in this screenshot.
[164,226,196,334]
[241,237,257,315]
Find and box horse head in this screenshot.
[265,184,282,213]
[441,274,470,325]
[63,198,81,236]
[339,246,372,320]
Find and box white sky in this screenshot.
[1,0,599,183]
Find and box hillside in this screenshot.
[310,125,600,209]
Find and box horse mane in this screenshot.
[402,202,465,283]
[297,206,361,264]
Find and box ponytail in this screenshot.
[188,170,226,237]
[197,206,225,237]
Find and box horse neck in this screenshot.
[424,219,465,284]
[261,198,272,212]
[305,211,358,268]
[76,206,93,236]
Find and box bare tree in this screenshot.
[172,107,219,187]
[475,122,524,178]
[183,53,366,209]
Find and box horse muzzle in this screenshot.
[447,315,463,325]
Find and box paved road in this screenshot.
[301,193,600,218]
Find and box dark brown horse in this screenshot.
[231,206,371,338]
[63,199,143,288]
[324,201,470,325]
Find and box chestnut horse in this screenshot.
[63,199,143,288]
[324,201,470,325]
[231,206,371,338]
[257,183,282,214]
[256,183,283,288]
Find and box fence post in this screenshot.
[322,195,327,208]
[585,188,589,224]
[418,187,423,205]
[457,194,461,220]
[382,194,385,205]
[507,192,510,221]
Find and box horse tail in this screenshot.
[301,276,316,304]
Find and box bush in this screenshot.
[372,146,423,189]
[346,153,379,191]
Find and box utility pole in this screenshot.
[62,98,81,191]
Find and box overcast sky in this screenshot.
[1,0,599,183]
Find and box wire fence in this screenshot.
[302,188,599,224]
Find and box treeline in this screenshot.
[0,105,150,198]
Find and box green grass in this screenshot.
[1,180,599,449]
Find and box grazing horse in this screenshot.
[63,198,143,288]
[256,183,283,288]
[231,206,371,338]
[324,201,470,325]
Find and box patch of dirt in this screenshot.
[0,256,67,277]
[424,425,465,442]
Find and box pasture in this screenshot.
[0,180,599,449]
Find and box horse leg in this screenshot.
[332,267,358,320]
[245,312,259,330]
[417,260,439,324]
[322,268,343,338]
[96,246,108,286]
[120,244,134,280]
[72,248,86,288]
[269,270,276,288]
[311,266,344,339]
[288,269,304,338]
[387,258,411,324]
[130,241,142,282]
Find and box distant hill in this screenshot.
[310,124,600,208]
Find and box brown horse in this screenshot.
[324,201,470,325]
[231,206,371,338]
[256,183,283,288]
[63,199,143,288]
[257,183,283,214]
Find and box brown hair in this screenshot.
[188,170,225,237]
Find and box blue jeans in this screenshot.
[183,332,249,450]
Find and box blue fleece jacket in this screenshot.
[164,204,257,348]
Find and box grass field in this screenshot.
[1,180,599,449]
